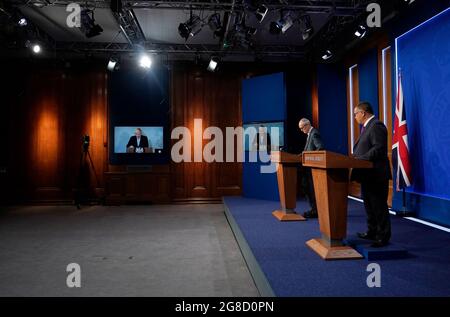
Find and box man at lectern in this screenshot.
[299,118,324,218]
[126,128,150,153]
[351,102,391,248]
[251,124,272,154]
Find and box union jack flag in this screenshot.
[392,70,412,191]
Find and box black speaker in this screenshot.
[110,0,122,13]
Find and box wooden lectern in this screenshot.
[270,151,305,221]
[302,150,372,260]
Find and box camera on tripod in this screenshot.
[82,135,90,152]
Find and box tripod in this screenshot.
[74,135,100,209]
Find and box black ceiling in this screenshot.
[0,0,415,62]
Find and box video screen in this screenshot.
[114,126,164,154]
[243,121,284,152]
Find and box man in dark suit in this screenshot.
[252,124,272,154]
[351,102,392,248]
[299,118,324,218]
[127,128,149,153]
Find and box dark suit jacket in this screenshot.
[252,132,272,153]
[303,128,324,151]
[127,135,149,151]
[351,118,392,183]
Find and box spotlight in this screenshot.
[178,15,203,40]
[302,28,313,40]
[247,27,257,35]
[208,13,221,30]
[354,25,367,38]
[321,50,333,60]
[26,41,42,54]
[208,13,224,38]
[255,4,268,23]
[32,1,46,8]
[270,12,294,35]
[107,57,118,72]
[231,24,254,49]
[207,57,219,72]
[80,9,103,38]
[139,54,152,69]
[300,15,313,40]
[18,18,28,27]
[32,44,41,54]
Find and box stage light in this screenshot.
[207,57,219,72]
[231,23,255,49]
[25,41,42,54]
[255,4,268,23]
[107,57,118,71]
[302,28,313,40]
[208,13,221,31]
[208,13,224,37]
[32,44,41,54]
[243,0,267,23]
[355,25,367,38]
[270,12,294,35]
[32,1,46,8]
[80,9,103,38]
[18,18,27,27]
[247,27,257,35]
[178,15,202,40]
[321,50,333,60]
[300,15,313,40]
[139,54,152,69]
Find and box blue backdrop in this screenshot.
[394,7,450,225]
[358,48,380,118]
[396,8,450,200]
[317,64,348,154]
[242,73,286,201]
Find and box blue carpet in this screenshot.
[223,196,450,297]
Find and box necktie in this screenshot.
[304,134,310,151]
[360,126,365,135]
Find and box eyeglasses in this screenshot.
[353,110,364,117]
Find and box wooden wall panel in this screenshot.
[4,63,242,203]
[4,66,108,203]
[171,67,242,200]
[311,70,319,128]
[171,70,187,199]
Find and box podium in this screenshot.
[270,151,305,221]
[302,150,372,260]
[126,147,152,153]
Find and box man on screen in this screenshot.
[251,124,272,154]
[351,101,391,248]
[126,128,149,153]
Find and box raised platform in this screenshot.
[344,236,409,261]
[223,196,450,296]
